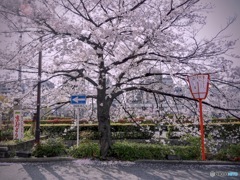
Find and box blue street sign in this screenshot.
[71,95,86,105]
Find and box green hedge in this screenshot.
[111,141,200,161]
[167,123,240,141]
[22,123,155,140]
[24,119,73,124]
[69,141,201,161]
[206,123,240,140]
[64,124,155,140]
[211,118,240,123]
[23,125,72,138]
[44,116,72,120]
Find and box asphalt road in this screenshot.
[0,159,239,180]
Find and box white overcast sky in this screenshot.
[200,0,240,66]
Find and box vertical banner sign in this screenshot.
[188,74,210,161]
[13,110,24,140]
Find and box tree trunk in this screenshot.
[96,52,113,158]
[98,103,111,159]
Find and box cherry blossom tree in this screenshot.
[0,0,239,158]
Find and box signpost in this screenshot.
[71,94,86,146]
[188,74,210,161]
[13,110,24,140]
[13,98,24,140]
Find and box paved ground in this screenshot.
[0,159,240,180]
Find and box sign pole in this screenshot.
[70,94,86,147]
[199,99,206,161]
[77,107,80,147]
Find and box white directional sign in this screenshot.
[71,95,86,105]
[71,94,86,147]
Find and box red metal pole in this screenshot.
[199,99,206,160]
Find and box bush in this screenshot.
[67,140,201,161]
[68,141,100,158]
[110,141,167,161]
[0,129,13,141]
[215,144,240,161]
[226,144,240,157]
[110,141,200,161]
[171,146,200,160]
[181,134,201,147]
[32,138,66,157]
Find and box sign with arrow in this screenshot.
[71,94,86,105]
[70,94,86,146]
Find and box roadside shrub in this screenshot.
[215,144,240,161]
[32,138,66,157]
[67,140,201,160]
[112,141,167,161]
[226,144,240,158]
[110,141,200,161]
[181,134,201,146]
[172,146,201,160]
[179,135,201,160]
[0,129,13,141]
[68,141,100,158]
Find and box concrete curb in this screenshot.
[136,160,240,165]
[0,157,75,163]
[1,157,240,165]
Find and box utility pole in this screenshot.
[35,37,42,144]
[19,33,22,94]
